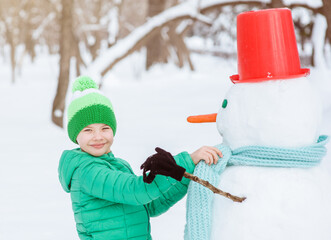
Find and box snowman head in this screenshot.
[216,77,322,149]
[187,8,322,149]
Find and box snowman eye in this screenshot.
[222,99,228,108]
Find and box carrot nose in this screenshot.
[187,113,217,123]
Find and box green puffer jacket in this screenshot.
[58,149,195,240]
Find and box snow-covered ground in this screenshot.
[0,50,330,239]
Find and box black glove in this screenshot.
[140,147,186,184]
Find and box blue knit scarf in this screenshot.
[184,135,329,240]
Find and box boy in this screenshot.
[58,76,222,239]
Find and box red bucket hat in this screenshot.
[230,8,310,84]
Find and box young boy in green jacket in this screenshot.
[58,76,222,240]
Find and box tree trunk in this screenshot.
[10,40,16,84]
[146,0,167,70]
[118,0,147,39]
[72,31,85,76]
[322,0,331,43]
[4,21,16,84]
[167,22,194,70]
[270,0,284,8]
[51,0,73,128]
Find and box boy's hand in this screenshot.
[140,147,186,183]
[190,146,223,165]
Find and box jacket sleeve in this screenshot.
[78,158,185,206]
[145,151,195,217]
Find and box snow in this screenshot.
[311,13,328,69]
[283,0,323,8]
[107,8,119,45]
[0,46,331,239]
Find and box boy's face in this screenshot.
[76,123,114,157]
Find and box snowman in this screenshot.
[184,8,331,240]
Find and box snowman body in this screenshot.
[210,77,331,239]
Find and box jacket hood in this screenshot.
[58,149,85,193]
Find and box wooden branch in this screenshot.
[200,1,323,15]
[322,0,331,42]
[200,1,267,14]
[288,4,323,14]
[183,172,246,203]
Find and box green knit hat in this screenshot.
[67,76,117,143]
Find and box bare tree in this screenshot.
[322,0,331,43]
[118,0,147,39]
[0,0,60,83]
[270,0,284,8]
[166,21,195,70]
[146,0,168,70]
[0,0,21,83]
[3,20,17,84]
[49,0,117,127]
[51,0,73,128]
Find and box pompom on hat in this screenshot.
[67,76,117,143]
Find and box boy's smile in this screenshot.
[90,143,106,149]
[76,123,114,156]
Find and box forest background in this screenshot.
[1,0,331,127]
